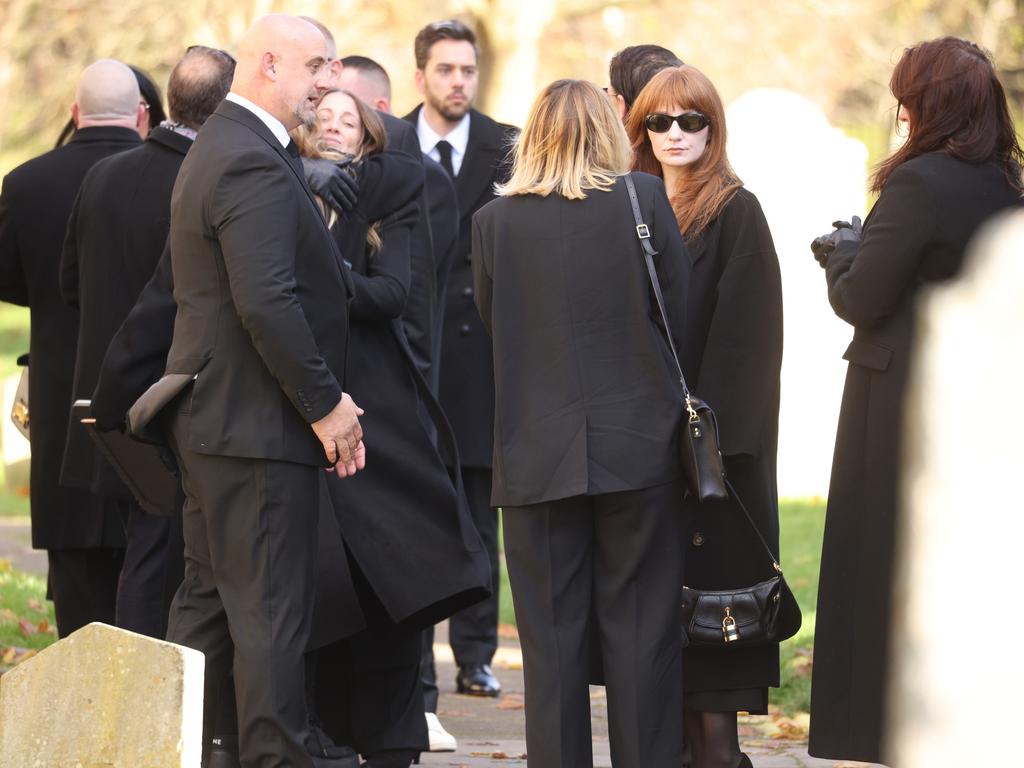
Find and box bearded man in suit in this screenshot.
[128,15,365,767]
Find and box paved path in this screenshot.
[0,521,883,768]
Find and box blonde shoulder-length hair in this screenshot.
[497,79,632,199]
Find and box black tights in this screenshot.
[684,710,744,768]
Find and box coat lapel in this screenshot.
[215,101,353,296]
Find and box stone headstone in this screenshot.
[0,622,204,767]
[886,210,1024,766]
[727,88,868,498]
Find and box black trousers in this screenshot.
[116,503,183,639]
[167,403,318,768]
[503,481,685,768]
[421,466,498,705]
[47,546,124,637]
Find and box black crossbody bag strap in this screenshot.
[624,173,781,571]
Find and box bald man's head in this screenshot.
[73,59,142,129]
[232,14,333,129]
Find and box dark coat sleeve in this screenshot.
[347,198,419,320]
[471,212,492,336]
[0,175,29,306]
[824,164,936,329]
[694,193,783,456]
[91,241,176,430]
[58,188,82,308]
[211,150,342,422]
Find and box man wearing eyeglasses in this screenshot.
[59,45,235,642]
[125,15,365,768]
[404,19,518,703]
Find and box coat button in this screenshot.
[459,323,471,336]
[465,255,472,264]
[692,532,705,547]
[462,286,473,298]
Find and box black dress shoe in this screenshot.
[455,663,501,697]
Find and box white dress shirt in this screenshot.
[417,109,471,176]
[225,92,291,148]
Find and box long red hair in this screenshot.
[873,37,1023,194]
[626,65,742,241]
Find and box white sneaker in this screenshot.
[425,712,457,752]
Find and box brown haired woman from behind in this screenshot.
[809,37,1023,765]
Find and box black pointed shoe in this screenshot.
[455,663,501,697]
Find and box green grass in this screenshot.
[0,559,57,654]
[497,499,826,715]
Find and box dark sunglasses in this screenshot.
[644,112,710,133]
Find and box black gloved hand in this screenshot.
[811,215,863,266]
[302,156,359,213]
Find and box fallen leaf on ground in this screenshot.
[0,608,17,622]
[27,598,44,612]
[497,694,525,710]
[1,647,15,664]
[0,559,11,573]
[498,623,519,640]
[36,619,50,634]
[18,618,37,637]
[769,717,809,740]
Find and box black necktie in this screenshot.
[436,140,455,178]
[286,139,300,159]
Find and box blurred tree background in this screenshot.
[1,0,1021,177]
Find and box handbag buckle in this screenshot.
[684,395,700,424]
[722,607,740,642]
[636,224,651,240]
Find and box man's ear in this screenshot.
[414,68,425,96]
[135,102,149,137]
[614,94,627,121]
[71,102,81,128]
[375,97,391,114]
[262,52,278,79]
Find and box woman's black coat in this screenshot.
[809,153,1022,763]
[472,172,690,507]
[678,188,784,701]
[323,152,491,629]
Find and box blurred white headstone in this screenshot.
[886,210,1024,766]
[727,88,868,498]
[0,622,204,767]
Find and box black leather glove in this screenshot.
[811,215,863,266]
[302,156,359,213]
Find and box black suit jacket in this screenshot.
[472,172,691,507]
[153,100,351,466]
[379,112,435,383]
[404,106,517,467]
[423,157,459,394]
[0,126,141,549]
[60,127,192,495]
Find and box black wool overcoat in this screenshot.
[323,155,491,629]
[678,188,784,699]
[0,126,141,549]
[403,106,517,468]
[472,173,691,507]
[808,153,1023,763]
[60,127,192,497]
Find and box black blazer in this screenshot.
[60,127,192,495]
[404,105,517,467]
[809,152,1023,763]
[472,172,691,507]
[423,156,459,394]
[0,126,141,549]
[155,100,351,466]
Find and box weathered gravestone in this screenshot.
[0,622,203,767]
[886,209,1024,766]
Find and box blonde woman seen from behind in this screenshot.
[471,79,692,768]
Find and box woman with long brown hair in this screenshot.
[626,66,784,768]
[809,37,1023,764]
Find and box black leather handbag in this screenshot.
[680,478,802,648]
[623,173,727,502]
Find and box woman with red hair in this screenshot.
[810,37,1023,764]
[626,66,784,768]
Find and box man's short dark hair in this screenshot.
[340,55,392,99]
[414,19,478,70]
[609,44,683,112]
[168,46,236,130]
